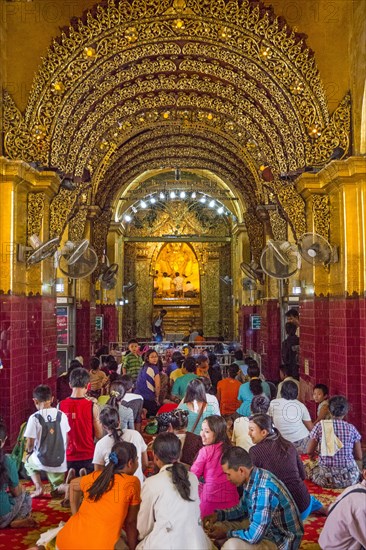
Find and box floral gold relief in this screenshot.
[2,0,352,271]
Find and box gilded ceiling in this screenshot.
[3,0,352,260]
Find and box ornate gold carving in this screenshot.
[92,209,113,268]
[268,209,288,241]
[3,0,351,256]
[312,195,330,242]
[3,91,40,161]
[68,207,88,242]
[306,93,351,166]
[125,200,230,238]
[273,179,307,239]
[243,211,264,264]
[49,188,78,238]
[27,193,45,239]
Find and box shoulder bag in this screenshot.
[180,404,205,466]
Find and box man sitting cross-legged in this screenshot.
[203,446,303,550]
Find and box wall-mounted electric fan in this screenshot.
[260,240,300,280]
[240,261,263,284]
[297,232,338,266]
[58,239,98,279]
[18,234,61,267]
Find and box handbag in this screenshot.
[180,404,205,466]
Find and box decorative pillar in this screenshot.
[297,157,366,437]
[0,158,58,444]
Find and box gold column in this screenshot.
[0,157,59,295]
[297,157,366,296]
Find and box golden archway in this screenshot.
[3,0,351,264]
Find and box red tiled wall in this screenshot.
[75,301,94,368]
[239,301,281,382]
[298,297,330,415]
[101,304,118,345]
[328,297,361,432]
[360,298,366,440]
[257,300,281,382]
[0,293,57,446]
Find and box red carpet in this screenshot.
[0,479,342,549]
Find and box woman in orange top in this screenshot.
[56,442,141,550]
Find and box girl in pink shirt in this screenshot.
[191,415,239,517]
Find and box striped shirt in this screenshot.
[217,467,303,550]
[309,419,361,468]
[135,363,159,401]
[123,353,143,381]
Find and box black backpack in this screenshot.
[35,411,64,468]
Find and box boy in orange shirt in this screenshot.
[217,364,241,416]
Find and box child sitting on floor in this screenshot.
[24,384,70,498]
[56,441,141,550]
[313,383,331,422]
[88,357,108,398]
[0,423,35,529]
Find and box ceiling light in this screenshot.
[159,192,165,200]
[191,192,196,199]
[180,191,186,198]
[140,200,147,209]
[124,214,132,222]
[200,195,206,203]
[209,200,215,208]
[150,197,156,204]
[217,206,224,214]
[170,191,176,199]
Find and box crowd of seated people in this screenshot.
[0,343,364,550]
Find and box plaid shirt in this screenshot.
[217,467,303,550]
[309,419,361,467]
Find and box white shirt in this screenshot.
[136,465,211,550]
[93,430,147,484]
[269,398,311,442]
[122,392,143,403]
[232,416,253,452]
[178,394,220,416]
[24,408,70,473]
[206,394,220,416]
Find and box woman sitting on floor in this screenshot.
[99,380,134,430]
[191,415,239,517]
[136,432,211,549]
[0,423,35,529]
[248,414,325,519]
[93,406,148,485]
[177,378,216,434]
[269,380,313,454]
[56,441,140,550]
[232,394,270,451]
[306,395,362,488]
[236,362,271,417]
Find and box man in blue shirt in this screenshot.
[204,447,303,549]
